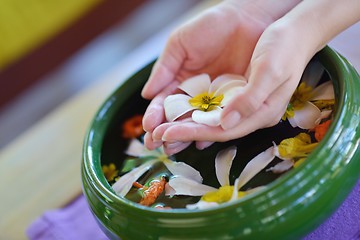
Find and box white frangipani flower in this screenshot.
[165,145,275,210]
[164,73,247,127]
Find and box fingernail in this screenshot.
[166,141,183,149]
[221,111,241,130]
[196,141,213,150]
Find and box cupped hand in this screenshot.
[141,0,302,154]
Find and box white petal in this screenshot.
[315,110,333,125]
[235,146,276,190]
[291,102,321,129]
[209,74,247,93]
[231,178,241,201]
[112,160,158,197]
[231,183,265,201]
[167,176,217,196]
[221,86,245,106]
[164,183,176,197]
[178,74,211,97]
[192,108,222,126]
[164,94,194,122]
[215,146,237,186]
[288,117,298,128]
[125,138,148,157]
[311,81,334,100]
[163,161,203,183]
[186,200,219,210]
[267,160,294,173]
[301,61,325,88]
[125,139,166,158]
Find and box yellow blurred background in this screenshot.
[0,0,101,70]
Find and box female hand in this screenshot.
[141,0,301,154]
[142,0,359,155]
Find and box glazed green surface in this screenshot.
[82,46,360,240]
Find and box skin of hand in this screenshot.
[141,0,359,155]
[141,0,301,155]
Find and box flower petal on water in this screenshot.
[311,81,334,100]
[215,146,237,186]
[163,161,203,183]
[164,94,194,122]
[235,146,275,190]
[315,109,332,125]
[192,107,222,126]
[186,200,219,210]
[112,160,158,197]
[164,183,176,197]
[167,176,217,196]
[125,139,165,158]
[125,138,150,157]
[267,160,294,173]
[178,74,211,97]
[290,102,321,129]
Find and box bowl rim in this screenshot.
[82,46,360,217]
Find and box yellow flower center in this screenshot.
[278,133,318,159]
[201,185,246,203]
[189,92,224,112]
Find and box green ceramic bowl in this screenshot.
[82,46,360,240]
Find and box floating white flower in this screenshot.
[112,139,202,197]
[164,73,247,127]
[283,62,334,129]
[166,145,275,209]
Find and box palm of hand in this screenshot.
[141,3,283,154]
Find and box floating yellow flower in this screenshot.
[283,62,334,129]
[164,73,246,126]
[278,133,318,159]
[268,133,318,173]
[102,163,119,182]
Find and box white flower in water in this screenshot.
[112,139,202,197]
[166,145,276,209]
[164,73,246,127]
[283,62,334,129]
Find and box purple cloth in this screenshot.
[27,180,360,240]
[26,196,108,240]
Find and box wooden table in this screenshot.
[0,1,358,239]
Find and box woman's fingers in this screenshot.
[142,82,179,133]
[141,31,186,99]
[158,81,294,143]
[221,21,305,130]
[163,141,192,156]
